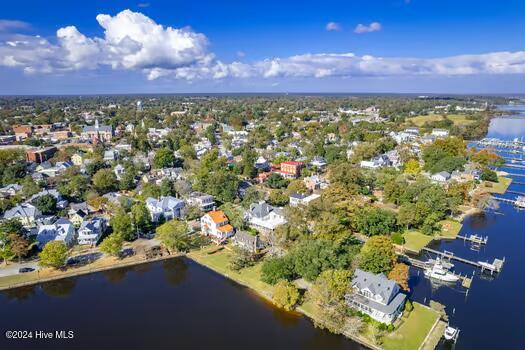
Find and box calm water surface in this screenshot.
[409,105,525,349]
[0,258,363,350]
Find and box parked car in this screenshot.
[19,267,35,273]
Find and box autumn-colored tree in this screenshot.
[388,263,410,291]
[272,280,301,311]
[358,235,397,274]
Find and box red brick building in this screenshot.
[278,161,304,179]
[26,147,58,164]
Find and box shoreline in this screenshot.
[185,252,382,350]
[0,253,181,291]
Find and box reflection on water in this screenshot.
[162,258,188,287]
[101,265,133,284]
[41,278,76,298]
[0,258,363,350]
[1,285,36,301]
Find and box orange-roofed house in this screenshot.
[200,210,234,243]
[12,125,33,141]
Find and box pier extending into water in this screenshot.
[421,247,505,275]
[399,255,473,289]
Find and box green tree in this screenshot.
[272,280,301,311]
[358,235,396,274]
[265,173,288,189]
[155,219,192,253]
[307,269,356,335]
[99,233,124,257]
[228,246,258,271]
[268,189,289,206]
[261,256,296,284]
[131,202,152,235]
[355,207,398,236]
[34,194,57,215]
[92,168,117,194]
[219,203,245,229]
[110,208,135,241]
[39,241,68,269]
[291,239,351,281]
[153,148,176,168]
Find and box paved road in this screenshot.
[0,261,39,277]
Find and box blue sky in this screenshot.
[0,0,524,94]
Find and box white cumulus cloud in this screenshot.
[325,22,342,32]
[354,22,382,34]
[0,11,524,82]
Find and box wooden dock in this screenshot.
[421,247,505,274]
[399,255,473,288]
[456,234,488,245]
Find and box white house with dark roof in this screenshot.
[246,201,287,233]
[36,218,76,248]
[289,193,321,207]
[0,184,22,198]
[4,203,42,227]
[345,269,406,324]
[78,217,107,245]
[146,196,185,222]
[186,192,215,212]
[431,171,451,183]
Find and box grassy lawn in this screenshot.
[406,113,475,127]
[402,220,462,253]
[383,303,441,350]
[402,231,433,253]
[437,219,462,239]
[483,176,512,194]
[187,244,274,299]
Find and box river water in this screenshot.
[1,105,524,350]
[409,104,525,350]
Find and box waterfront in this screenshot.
[409,104,525,349]
[1,106,524,350]
[0,258,363,350]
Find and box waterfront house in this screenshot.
[345,269,406,325]
[3,203,42,227]
[78,217,107,245]
[36,218,76,248]
[246,201,287,234]
[146,196,185,222]
[233,231,264,253]
[200,210,234,243]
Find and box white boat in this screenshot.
[424,258,460,283]
[428,257,454,269]
[515,196,525,208]
[444,326,460,341]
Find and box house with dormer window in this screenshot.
[345,269,406,325]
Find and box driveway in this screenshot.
[0,261,40,277]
